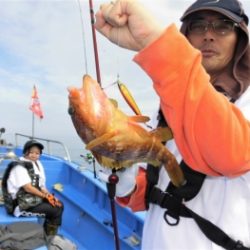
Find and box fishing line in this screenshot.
[115,1,121,83]
[101,1,121,89]
[99,1,143,117]
[76,0,89,74]
[101,81,117,90]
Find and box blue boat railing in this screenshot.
[14,133,71,162]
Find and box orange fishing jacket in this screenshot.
[117,24,250,211]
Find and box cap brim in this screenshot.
[181,7,243,23]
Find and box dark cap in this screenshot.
[181,0,249,25]
[23,140,44,154]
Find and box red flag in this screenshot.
[29,85,44,119]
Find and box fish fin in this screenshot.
[129,115,150,123]
[100,156,123,169]
[151,127,173,142]
[92,152,136,170]
[93,151,161,170]
[99,156,160,170]
[109,98,118,108]
[86,131,116,150]
[92,153,125,169]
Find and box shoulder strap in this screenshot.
[22,161,35,176]
[145,109,206,207]
[166,161,206,201]
[149,186,250,250]
[145,164,160,209]
[184,206,250,250]
[145,109,166,209]
[2,161,20,192]
[1,161,34,192]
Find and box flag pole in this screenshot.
[32,112,35,138]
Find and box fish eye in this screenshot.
[68,106,74,115]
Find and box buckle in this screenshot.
[150,186,170,207]
[150,187,181,226]
[233,241,244,249]
[164,210,180,226]
[158,190,169,207]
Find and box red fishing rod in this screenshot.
[88,1,120,250]
[89,0,102,86]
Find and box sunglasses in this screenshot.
[188,19,239,36]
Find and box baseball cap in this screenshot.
[181,0,248,25]
[23,140,44,154]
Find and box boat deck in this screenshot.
[0,146,144,250]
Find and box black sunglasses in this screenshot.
[188,19,239,36]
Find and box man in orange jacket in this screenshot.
[96,0,250,249]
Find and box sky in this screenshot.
[0,0,250,162]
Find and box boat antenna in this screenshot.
[88,1,120,249]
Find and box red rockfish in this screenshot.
[68,75,184,186]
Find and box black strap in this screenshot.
[145,109,249,249]
[145,164,160,209]
[166,161,206,201]
[149,186,250,250]
[145,109,167,209]
[1,160,37,200]
[1,161,26,193]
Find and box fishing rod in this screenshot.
[88,0,143,116]
[89,0,102,85]
[88,1,120,249]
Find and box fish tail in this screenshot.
[159,147,186,187]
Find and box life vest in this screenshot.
[1,160,41,214]
[145,110,250,250]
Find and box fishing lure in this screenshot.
[117,80,142,116]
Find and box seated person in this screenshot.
[2,139,64,236]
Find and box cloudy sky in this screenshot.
[0,0,249,161]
